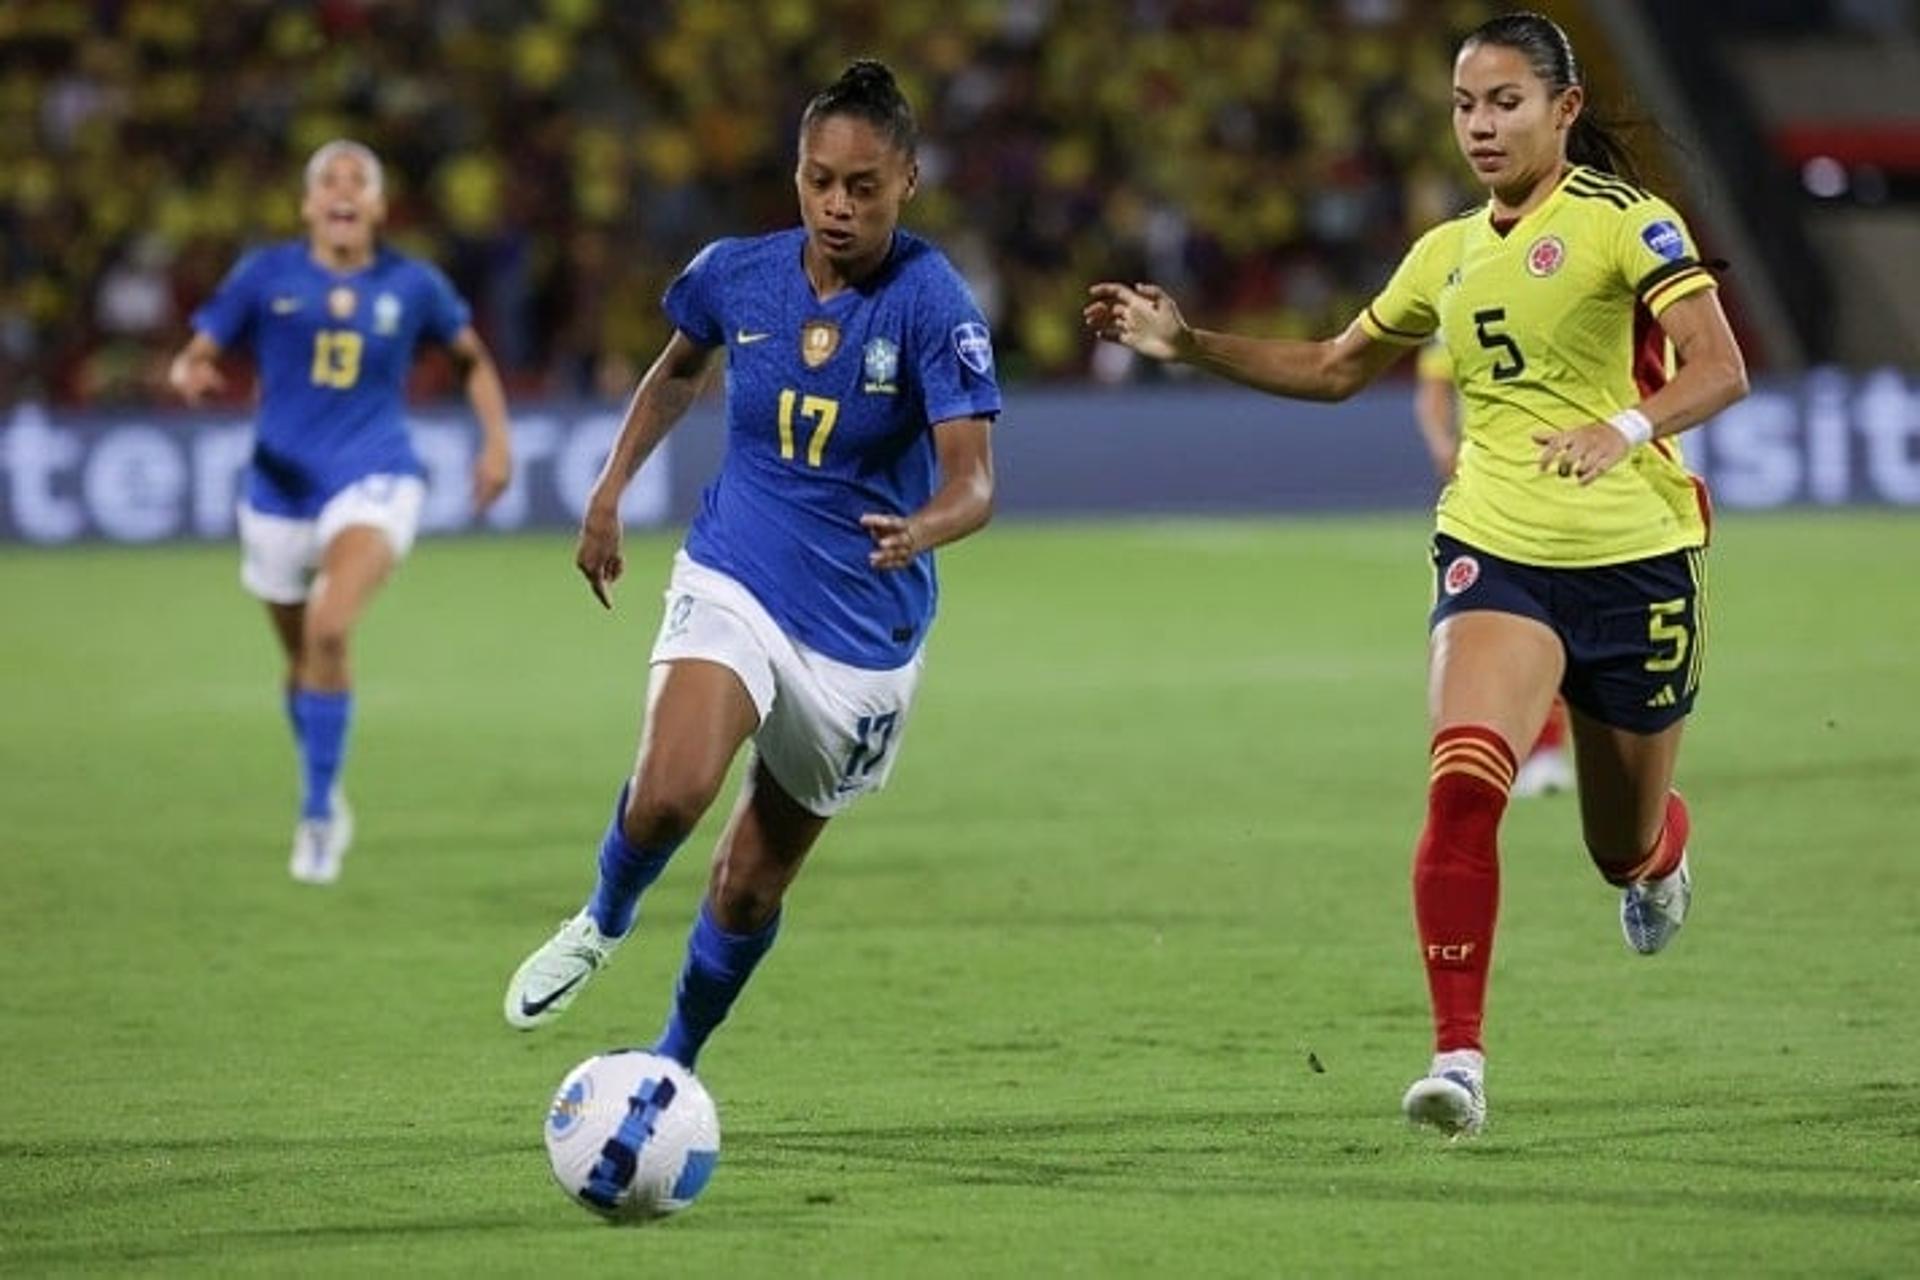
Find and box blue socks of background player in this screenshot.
[586,782,683,937]
[289,688,352,820]
[654,903,780,1069]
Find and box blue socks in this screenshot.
[585,780,773,1067]
[654,903,780,1069]
[586,783,683,938]
[289,688,352,820]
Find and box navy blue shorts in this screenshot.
[1429,534,1706,734]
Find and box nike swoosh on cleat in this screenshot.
[735,330,771,344]
[519,973,588,1017]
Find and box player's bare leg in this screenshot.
[506,659,758,1030]
[1568,708,1692,954]
[1403,611,1564,1136]
[652,758,829,1067]
[285,525,395,883]
[300,524,396,691]
[265,598,308,754]
[1429,612,1563,755]
[624,660,761,851]
[703,758,830,933]
[265,600,306,682]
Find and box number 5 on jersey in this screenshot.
[777,389,839,467]
[1473,308,1526,381]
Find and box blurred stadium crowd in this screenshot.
[4,0,1499,407]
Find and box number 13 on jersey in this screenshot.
[777,389,839,467]
[310,330,363,389]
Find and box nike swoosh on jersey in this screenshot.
[519,972,588,1017]
[271,297,303,314]
[735,330,771,344]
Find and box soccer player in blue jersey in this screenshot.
[168,140,513,885]
[502,61,1000,1069]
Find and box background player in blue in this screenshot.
[167,140,513,885]
[503,61,1000,1071]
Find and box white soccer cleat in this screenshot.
[1621,853,1691,955]
[1402,1051,1487,1138]
[1511,746,1574,798]
[505,911,623,1031]
[289,819,330,883]
[288,791,353,885]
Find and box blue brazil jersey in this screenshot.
[666,228,1001,670]
[191,242,470,516]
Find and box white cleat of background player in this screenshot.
[289,791,353,885]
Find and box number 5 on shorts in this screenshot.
[1645,599,1690,673]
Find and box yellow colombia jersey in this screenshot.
[1359,165,1718,566]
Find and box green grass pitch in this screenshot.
[2,513,1916,1275]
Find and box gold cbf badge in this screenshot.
[800,319,840,368]
[328,286,357,320]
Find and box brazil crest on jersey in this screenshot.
[665,228,1002,670]
[1359,166,1717,567]
[191,243,471,517]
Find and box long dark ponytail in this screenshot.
[1462,11,1640,183]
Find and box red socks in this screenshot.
[1532,697,1568,753]
[1414,726,1516,1055]
[1413,727,1690,1053]
[1596,789,1690,887]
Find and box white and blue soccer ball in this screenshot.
[545,1050,720,1222]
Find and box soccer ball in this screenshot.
[544,1050,721,1222]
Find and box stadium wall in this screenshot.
[3,371,1917,544]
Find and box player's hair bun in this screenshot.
[802,58,917,155]
[837,59,898,97]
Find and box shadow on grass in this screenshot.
[0,1127,825,1269]
[0,1212,580,1270]
[730,1095,1919,1222]
[0,1128,576,1269]
[5,1088,1914,1268]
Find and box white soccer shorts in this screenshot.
[650,551,924,817]
[237,473,427,604]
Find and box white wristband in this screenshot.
[1606,407,1654,449]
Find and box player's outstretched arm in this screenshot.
[1532,290,1749,485]
[166,332,227,405]
[1084,282,1404,402]
[861,415,994,571]
[577,331,720,608]
[447,326,514,512]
